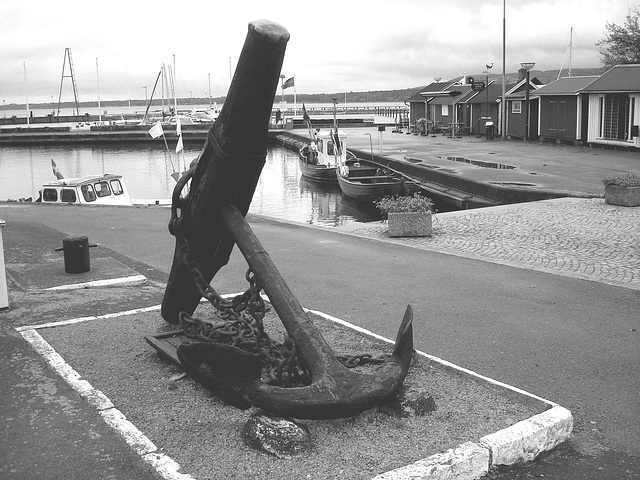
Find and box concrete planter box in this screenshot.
[605,185,640,207]
[387,212,432,237]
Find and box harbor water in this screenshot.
[0,144,383,227]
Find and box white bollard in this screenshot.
[0,219,8,309]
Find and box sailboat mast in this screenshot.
[23,61,30,126]
[96,58,102,124]
[161,65,165,115]
[173,54,177,112]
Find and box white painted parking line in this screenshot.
[45,274,148,291]
[17,297,573,480]
[18,327,194,480]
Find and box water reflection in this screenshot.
[0,144,382,227]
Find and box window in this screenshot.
[512,101,522,114]
[81,184,97,202]
[603,95,619,139]
[600,94,632,140]
[94,181,111,198]
[110,179,124,195]
[61,189,77,203]
[316,138,324,153]
[326,140,344,156]
[42,188,58,202]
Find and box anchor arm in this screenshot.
[219,204,414,419]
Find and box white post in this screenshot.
[0,220,8,309]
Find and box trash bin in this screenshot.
[485,121,494,140]
[285,118,293,130]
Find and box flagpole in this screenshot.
[501,0,506,139]
[23,61,30,127]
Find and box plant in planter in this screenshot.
[602,172,640,207]
[375,193,435,237]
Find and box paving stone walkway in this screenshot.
[334,198,640,291]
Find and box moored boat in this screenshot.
[298,129,354,183]
[37,160,133,205]
[336,157,412,201]
[297,103,354,183]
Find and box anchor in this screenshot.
[158,20,414,419]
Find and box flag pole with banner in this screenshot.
[282,76,295,115]
[148,121,177,176]
[51,159,64,180]
[302,103,314,140]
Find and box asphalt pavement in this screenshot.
[1,135,639,479]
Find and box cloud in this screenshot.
[0,0,634,104]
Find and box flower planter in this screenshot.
[387,212,432,237]
[605,185,640,207]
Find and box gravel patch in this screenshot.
[40,303,539,479]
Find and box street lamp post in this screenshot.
[485,63,493,119]
[520,62,535,142]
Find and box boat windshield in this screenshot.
[61,189,77,203]
[81,185,97,202]
[110,179,124,195]
[94,181,112,198]
[42,188,58,202]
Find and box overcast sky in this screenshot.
[0,0,633,105]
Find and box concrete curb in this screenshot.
[16,299,572,480]
[309,309,574,480]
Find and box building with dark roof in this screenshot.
[531,76,599,144]
[503,72,544,140]
[582,64,640,149]
[404,64,640,149]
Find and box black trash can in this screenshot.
[485,121,494,140]
[61,235,91,274]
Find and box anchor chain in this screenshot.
[168,167,390,387]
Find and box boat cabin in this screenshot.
[38,174,133,206]
[302,129,347,166]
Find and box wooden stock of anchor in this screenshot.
[160,20,414,419]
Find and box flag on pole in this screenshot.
[174,115,183,153]
[302,103,311,127]
[282,76,294,89]
[302,103,314,140]
[148,122,164,139]
[51,159,64,180]
[332,128,342,156]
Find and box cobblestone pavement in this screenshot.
[334,197,640,291]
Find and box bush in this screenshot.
[602,172,640,187]
[374,193,434,214]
